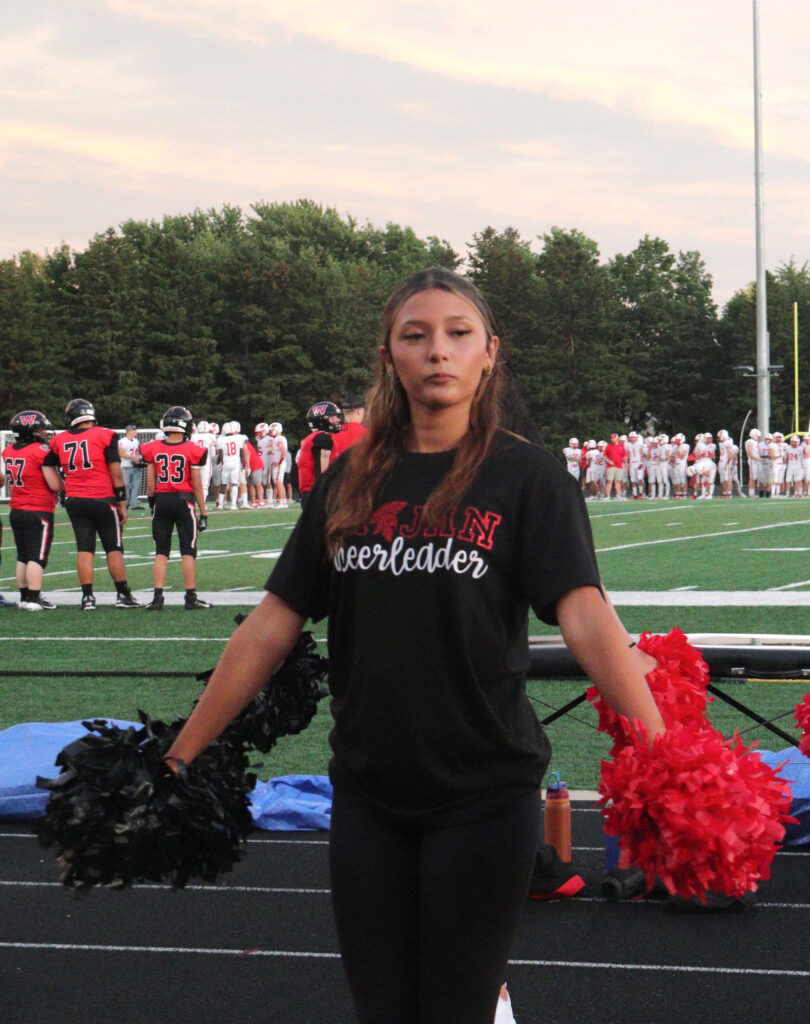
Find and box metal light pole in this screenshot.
[753,0,770,433]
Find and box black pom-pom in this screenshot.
[35,713,255,890]
[219,631,329,753]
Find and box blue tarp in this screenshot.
[759,747,810,846]
[0,720,332,831]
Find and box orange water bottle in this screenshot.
[544,771,572,863]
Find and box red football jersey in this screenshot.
[330,421,368,462]
[2,441,59,512]
[141,438,207,494]
[244,440,264,474]
[50,426,119,498]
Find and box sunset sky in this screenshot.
[3,0,808,305]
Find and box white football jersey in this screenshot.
[217,432,246,469]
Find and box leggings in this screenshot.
[329,786,542,1024]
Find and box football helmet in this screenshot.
[10,409,52,443]
[658,434,669,444]
[255,422,269,438]
[587,439,596,449]
[160,406,194,438]
[269,422,283,437]
[196,419,210,434]
[774,431,784,441]
[307,401,344,433]
[749,428,761,440]
[65,398,96,428]
[717,429,729,441]
[210,422,220,434]
[230,420,242,435]
[790,436,800,446]
[597,440,607,449]
[568,437,579,447]
[628,430,639,440]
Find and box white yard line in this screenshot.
[0,941,807,977]
[597,518,810,553]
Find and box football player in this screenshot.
[772,431,787,496]
[562,438,581,481]
[191,420,217,504]
[670,434,689,498]
[140,406,211,611]
[2,411,62,609]
[758,432,774,497]
[802,434,810,495]
[50,399,140,609]
[216,421,249,510]
[244,431,266,508]
[626,431,645,498]
[296,401,344,509]
[268,422,289,508]
[785,435,804,497]
[744,428,761,497]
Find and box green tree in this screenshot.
[609,237,718,439]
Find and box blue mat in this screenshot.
[0,720,332,830]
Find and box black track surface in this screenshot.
[3,806,808,1024]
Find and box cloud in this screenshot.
[103,0,810,158]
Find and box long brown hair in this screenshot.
[325,267,502,554]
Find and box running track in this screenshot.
[3,806,808,1024]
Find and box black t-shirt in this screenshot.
[266,431,601,814]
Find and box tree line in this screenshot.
[1,198,808,455]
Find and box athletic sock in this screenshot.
[28,590,40,602]
[81,583,94,598]
[115,580,130,595]
[19,588,29,603]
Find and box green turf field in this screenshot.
[2,495,809,788]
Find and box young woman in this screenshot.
[165,267,664,1024]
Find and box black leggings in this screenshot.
[329,787,541,1024]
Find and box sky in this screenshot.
[2,0,809,308]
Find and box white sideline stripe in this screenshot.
[508,958,810,977]
[14,588,810,608]
[608,591,810,606]
[597,518,810,553]
[0,880,330,895]
[0,636,232,642]
[0,941,807,976]
[3,880,809,910]
[0,941,341,959]
[772,578,810,592]
[590,504,695,518]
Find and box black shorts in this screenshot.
[152,492,198,558]
[64,496,123,554]
[9,510,55,567]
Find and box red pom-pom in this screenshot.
[599,721,794,900]
[587,628,712,755]
[794,694,810,757]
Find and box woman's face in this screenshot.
[384,288,498,416]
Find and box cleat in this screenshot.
[19,601,42,612]
[115,590,142,609]
[36,595,58,610]
[146,595,164,611]
[81,594,97,612]
[184,595,212,610]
